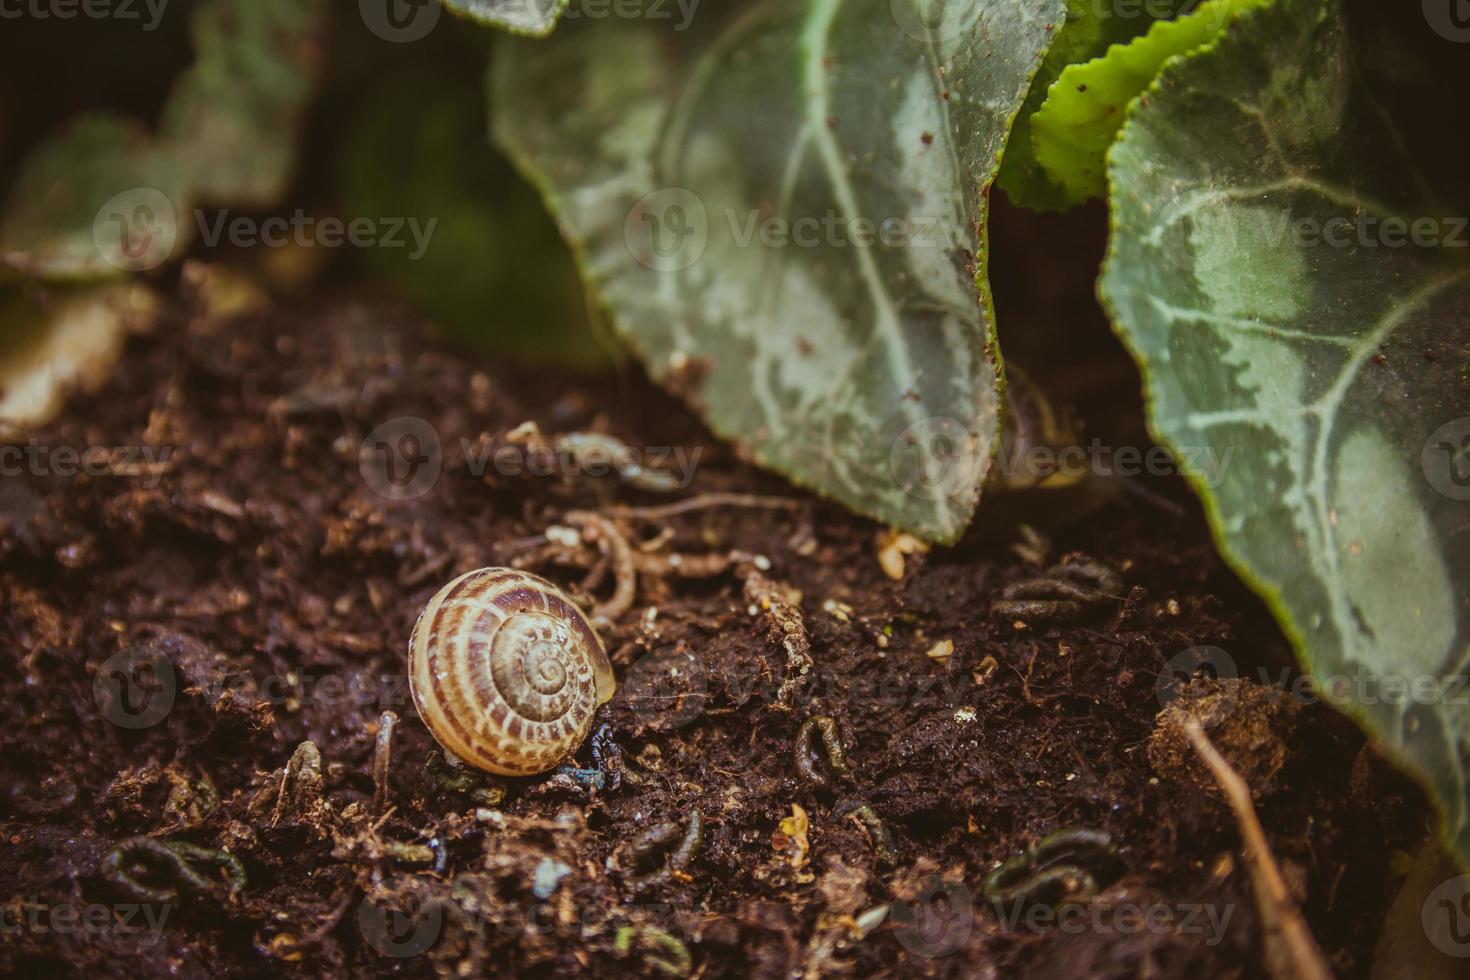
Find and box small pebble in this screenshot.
[532,858,573,900]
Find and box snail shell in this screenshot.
[408,568,615,776]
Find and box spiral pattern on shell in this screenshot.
[408,568,615,776]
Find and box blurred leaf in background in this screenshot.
[162,0,328,206]
[0,115,186,280]
[341,65,607,369]
[0,0,328,282]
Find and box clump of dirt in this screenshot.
[0,288,1430,978]
[1148,678,1303,802]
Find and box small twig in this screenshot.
[1020,643,1041,706]
[566,511,636,625]
[610,493,802,520]
[372,711,397,815]
[1185,720,1333,980]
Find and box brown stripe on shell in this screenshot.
[423,587,483,760]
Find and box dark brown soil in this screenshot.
[0,286,1428,978]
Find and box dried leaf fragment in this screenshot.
[772,803,811,870]
[877,530,928,581]
[925,639,955,664]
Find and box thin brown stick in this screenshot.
[1185,720,1333,980]
[610,492,803,520]
[372,711,398,815]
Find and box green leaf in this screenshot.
[998,0,1188,211]
[1101,0,1470,862]
[441,0,570,36]
[162,0,329,206]
[1031,0,1272,204]
[0,115,187,281]
[0,0,328,280]
[494,0,1066,541]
